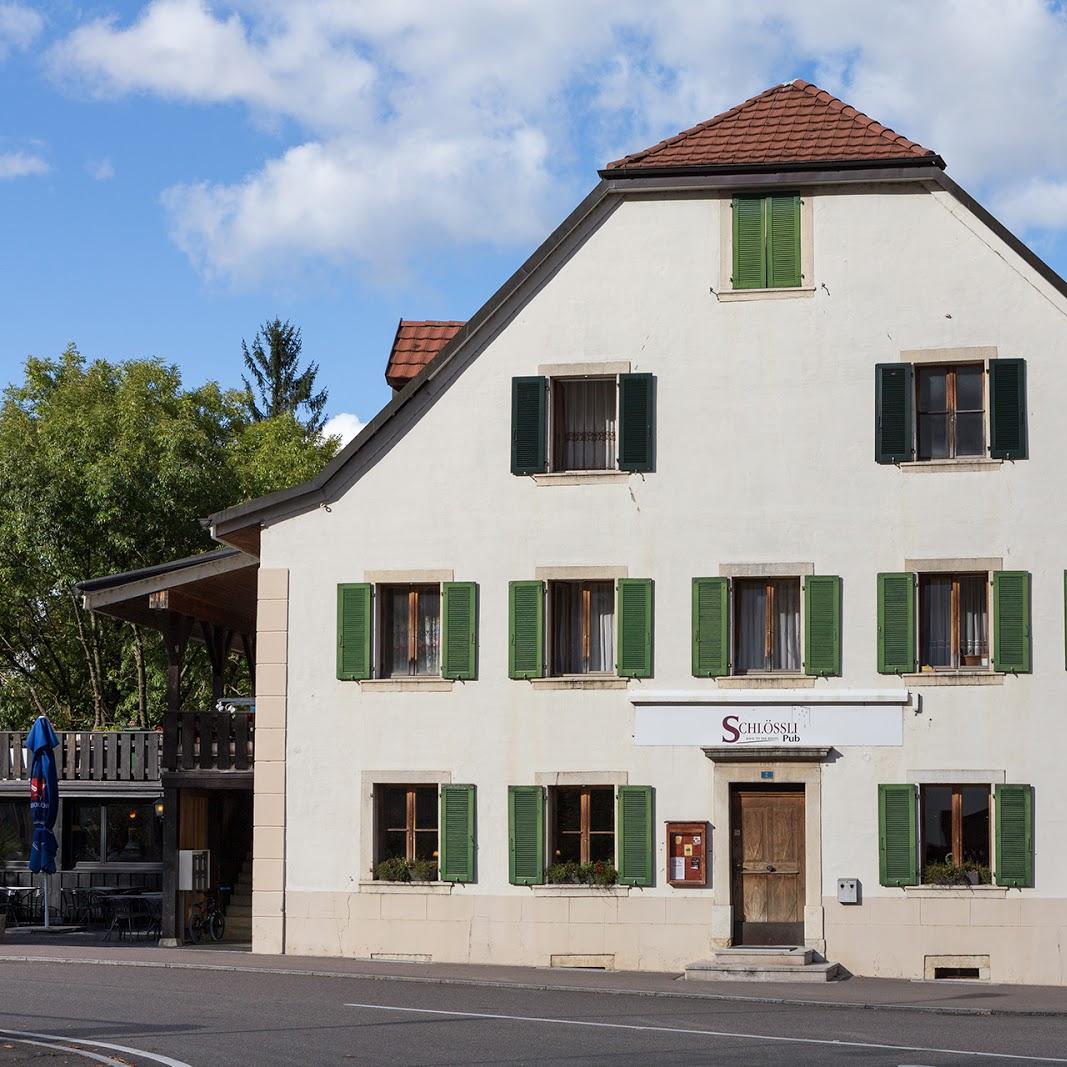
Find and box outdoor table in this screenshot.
[1,886,39,926]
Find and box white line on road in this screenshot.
[0,1028,194,1067]
[344,1001,1067,1062]
[1,1036,131,1066]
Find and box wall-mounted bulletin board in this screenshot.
[666,821,707,887]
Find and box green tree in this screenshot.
[241,318,327,434]
[0,344,337,731]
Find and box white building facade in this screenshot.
[213,82,1067,984]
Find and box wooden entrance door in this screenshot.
[730,787,805,945]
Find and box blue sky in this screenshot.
[3,2,1066,437]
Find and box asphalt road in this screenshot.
[0,960,1066,1065]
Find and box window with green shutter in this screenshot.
[989,358,1027,460]
[616,578,653,678]
[509,581,544,679]
[508,785,544,884]
[337,583,372,680]
[441,582,477,680]
[993,571,1031,673]
[511,376,547,475]
[804,576,841,676]
[875,363,914,463]
[618,374,654,472]
[877,573,916,674]
[692,577,729,677]
[617,785,653,887]
[439,784,476,883]
[878,784,918,886]
[732,193,802,290]
[995,784,1033,888]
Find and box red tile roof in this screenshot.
[605,80,938,174]
[385,320,465,389]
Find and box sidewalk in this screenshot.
[2,940,1067,1018]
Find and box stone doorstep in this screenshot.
[685,959,841,983]
[713,946,815,966]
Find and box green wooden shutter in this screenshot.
[692,577,729,677]
[993,571,1031,673]
[732,195,766,290]
[617,578,653,678]
[511,376,547,475]
[618,373,654,472]
[875,363,914,463]
[336,583,372,680]
[995,784,1034,888]
[441,582,477,680]
[508,785,544,885]
[878,784,918,886]
[877,573,915,674]
[804,575,841,677]
[439,784,475,883]
[989,358,1027,460]
[508,580,543,679]
[617,785,653,887]
[767,193,801,288]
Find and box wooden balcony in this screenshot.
[161,710,254,781]
[0,730,162,794]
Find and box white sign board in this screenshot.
[634,704,903,747]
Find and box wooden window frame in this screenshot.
[732,576,801,675]
[919,784,991,873]
[918,572,989,670]
[914,362,985,461]
[378,583,441,678]
[550,785,615,866]
[375,784,439,866]
[547,579,615,677]
[548,375,618,474]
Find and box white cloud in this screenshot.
[0,2,42,61]
[47,1,1067,279]
[87,156,115,180]
[994,178,1067,232]
[322,411,366,447]
[0,151,49,179]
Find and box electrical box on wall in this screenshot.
[178,849,211,891]
[666,821,707,887]
[837,877,860,904]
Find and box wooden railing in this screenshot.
[161,710,254,773]
[0,730,162,783]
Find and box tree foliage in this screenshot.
[0,344,338,730]
[241,318,327,434]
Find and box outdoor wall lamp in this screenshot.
[154,800,165,819]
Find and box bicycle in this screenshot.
[185,890,226,943]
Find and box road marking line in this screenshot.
[0,1028,193,1067]
[2,1036,131,1066]
[343,1001,1067,1062]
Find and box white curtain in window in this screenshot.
[773,580,800,671]
[417,589,441,675]
[589,582,614,673]
[922,577,952,667]
[959,576,987,660]
[736,583,766,672]
[559,380,616,471]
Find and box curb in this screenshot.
[1,954,1065,1019]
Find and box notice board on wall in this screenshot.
[666,821,707,887]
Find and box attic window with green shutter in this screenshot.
[731,192,802,290]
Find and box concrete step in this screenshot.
[685,959,840,983]
[226,904,252,918]
[712,946,814,967]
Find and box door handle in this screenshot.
[766,865,776,872]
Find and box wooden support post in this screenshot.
[240,632,256,695]
[160,784,180,945]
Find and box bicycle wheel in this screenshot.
[186,914,203,944]
[208,911,225,942]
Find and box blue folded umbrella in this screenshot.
[26,716,59,877]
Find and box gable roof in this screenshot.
[208,89,1067,546]
[604,80,940,175]
[386,320,466,390]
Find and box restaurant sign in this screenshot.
[633,704,903,747]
